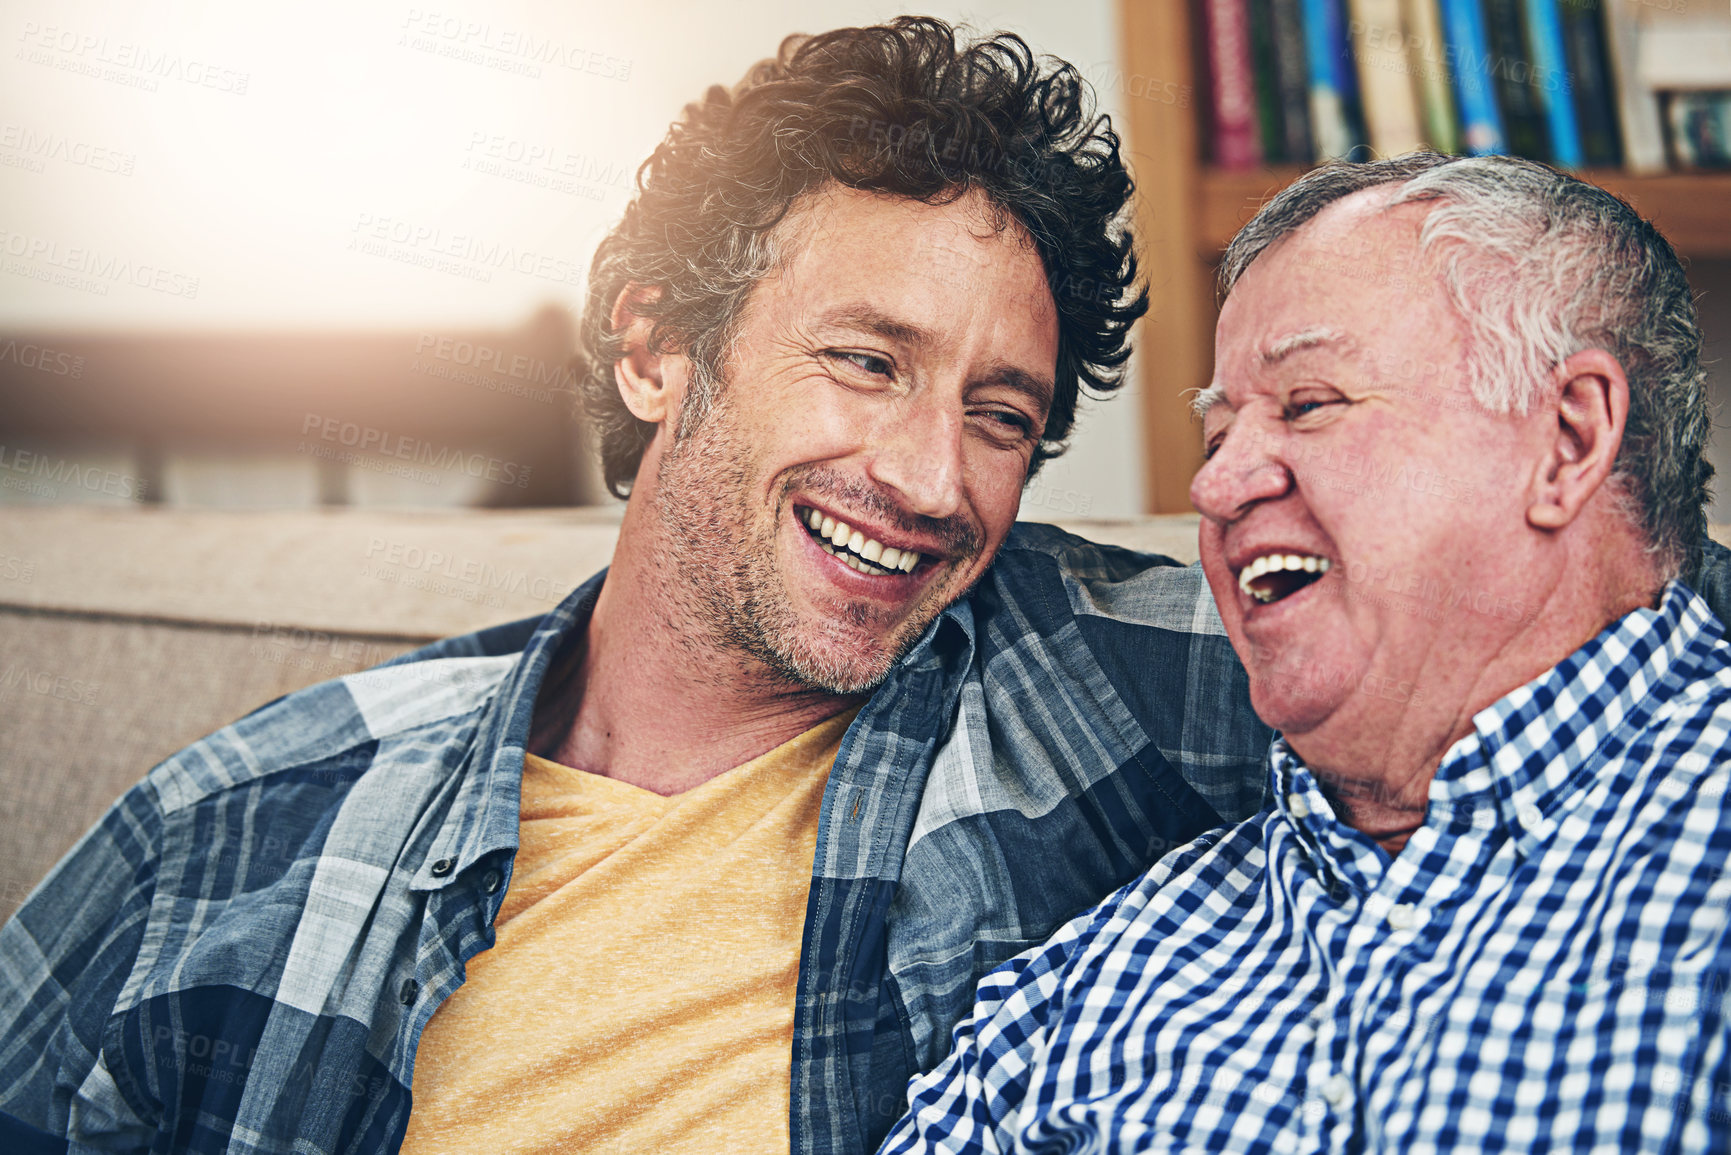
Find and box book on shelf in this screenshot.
[1481,0,1550,160]
[1268,0,1317,161]
[1202,0,1264,168]
[1437,0,1507,154]
[1247,0,1288,162]
[1349,0,1428,157]
[1301,0,1366,158]
[1401,0,1459,156]
[1558,0,1622,168]
[1522,0,1583,168]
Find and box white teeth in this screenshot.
[1236,552,1331,602]
[802,507,924,576]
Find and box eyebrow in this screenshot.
[985,364,1055,416]
[816,301,1056,415]
[1191,383,1226,420]
[815,302,929,348]
[1260,327,1348,366]
[1192,327,1348,421]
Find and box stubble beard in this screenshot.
[651,399,926,696]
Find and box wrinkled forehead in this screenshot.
[1200,197,1449,413]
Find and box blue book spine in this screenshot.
[1522,0,1582,166]
[1299,0,1363,157]
[1438,0,1506,154]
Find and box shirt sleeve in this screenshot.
[876,886,1128,1155]
[0,777,164,1143]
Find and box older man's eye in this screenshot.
[1284,394,1346,422]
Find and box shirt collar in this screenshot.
[1270,580,1715,868]
[421,564,981,887]
[418,569,606,888]
[1436,579,1713,850]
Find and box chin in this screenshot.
[770,638,896,695]
[753,609,902,694]
[1248,675,1345,737]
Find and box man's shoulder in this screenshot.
[144,614,540,817]
[1645,608,1731,780]
[991,521,1223,637]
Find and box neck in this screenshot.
[528,493,865,795]
[1296,528,1664,858]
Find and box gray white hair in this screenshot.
[1216,153,1710,581]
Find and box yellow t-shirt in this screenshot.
[399,709,856,1155]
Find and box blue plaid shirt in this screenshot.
[0,522,1270,1155]
[881,580,1731,1154]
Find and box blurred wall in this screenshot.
[0,0,1148,515]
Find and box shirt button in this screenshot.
[1517,804,1543,829]
[1321,1073,1351,1105]
[483,869,502,894]
[429,857,455,877]
[1288,793,1311,819]
[399,978,420,1005]
[1387,902,1417,930]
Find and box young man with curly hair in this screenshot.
[0,19,1273,1155]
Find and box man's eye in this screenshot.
[1284,396,1344,421]
[973,408,1037,443]
[833,351,894,378]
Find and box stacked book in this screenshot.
[1201,0,1731,171]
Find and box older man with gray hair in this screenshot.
[879,153,1731,1153]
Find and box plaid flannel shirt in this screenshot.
[881,580,1731,1154]
[0,521,1270,1155]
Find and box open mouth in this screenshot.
[1237,553,1331,605]
[798,506,925,577]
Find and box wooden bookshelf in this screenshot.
[1118,2,1731,513]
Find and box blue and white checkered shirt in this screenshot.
[881,580,1731,1154]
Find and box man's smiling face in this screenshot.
[646,184,1059,693]
[1189,193,1537,744]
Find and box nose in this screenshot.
[865,391,966,519]
[1189,415,1294,523]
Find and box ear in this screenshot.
[611,286,687,425]
[1526,349,1629,531]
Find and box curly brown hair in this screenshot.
[576,16,1149,497]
